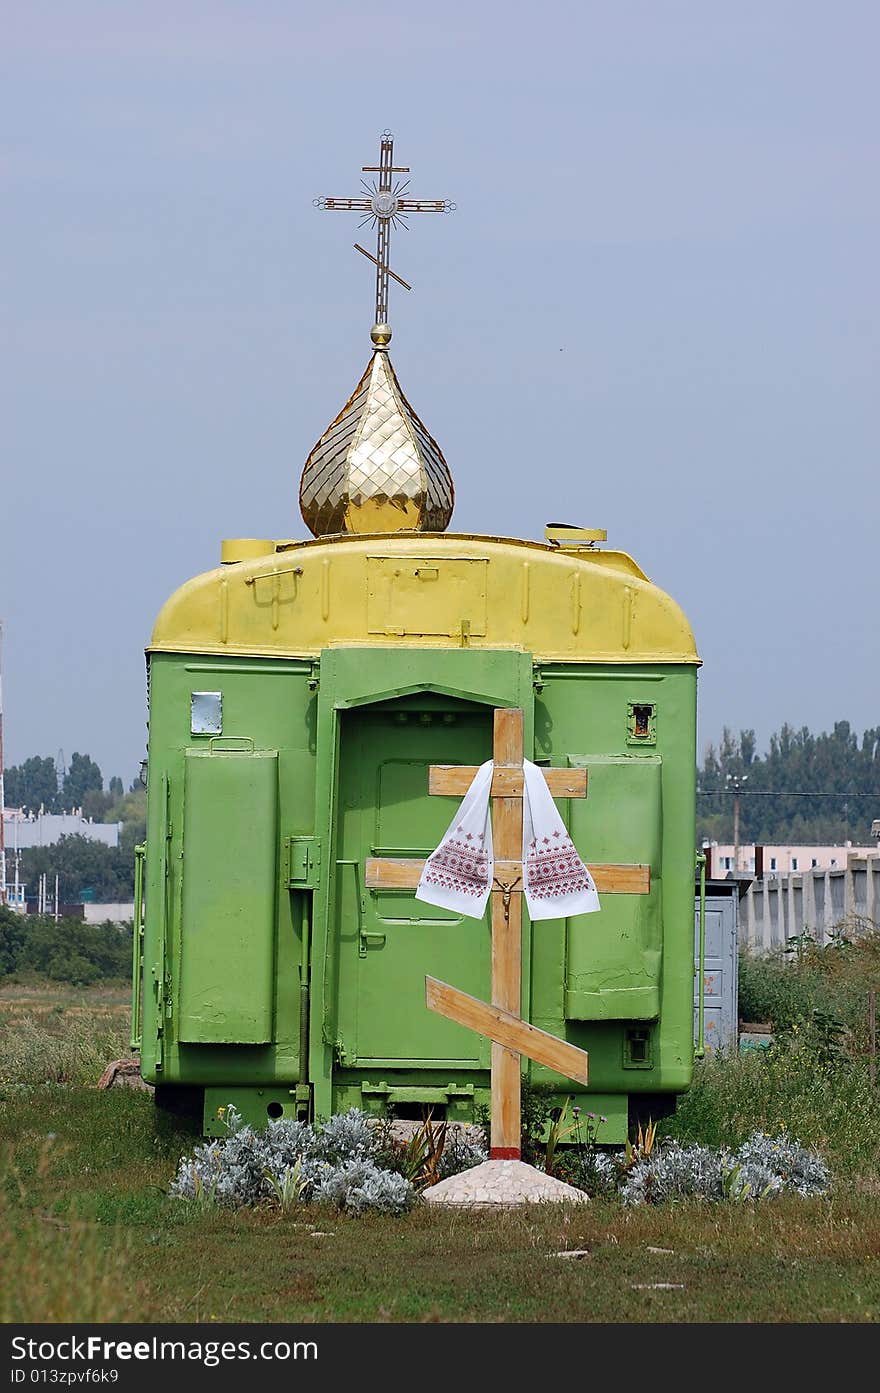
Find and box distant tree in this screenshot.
[0,908,131,984]
[62,753,103,810]
[19,835,133,903]
[107,788,147,858]
[697,721,880,845]
[3,756,59,812]
[0,906,29,975]
[82,789,113,821]
[108,776,124,798]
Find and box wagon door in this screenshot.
[334,703,493,1070]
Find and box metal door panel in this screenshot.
[335,707,493,1066]
[178,749,278,1043]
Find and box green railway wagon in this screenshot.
[133,526,700,1143]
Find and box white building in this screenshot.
[2,809,122,850]
[705,841,878,877]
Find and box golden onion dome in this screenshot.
[299,325,454,537]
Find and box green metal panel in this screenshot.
[139,656,313,1086]
[530,666,697,1095]
[565,755,662,1021]
[178,748,279,1043]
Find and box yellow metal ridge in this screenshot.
[149,532,700,665]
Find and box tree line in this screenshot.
[3,751,132,819]
[0,906,131,985]
[698,721,880,845]
[3,751,146,903]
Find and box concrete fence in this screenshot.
[738,856,880,951]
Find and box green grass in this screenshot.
[0,981,130,1086]
[2,980,880,1322]
[0,1085,878,1323]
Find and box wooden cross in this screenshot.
[365,707,651,1160]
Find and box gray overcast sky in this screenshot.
[2,1,877,783]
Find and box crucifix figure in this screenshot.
[314,129,455,329]
[365,708,651,1159]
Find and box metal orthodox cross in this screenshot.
[315,130,454,327]
[366,709,651,1160]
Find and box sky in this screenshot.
[1,1,877,783]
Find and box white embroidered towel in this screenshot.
[414,760,495,917]
[522,760,600,920]
[415,759,600,922]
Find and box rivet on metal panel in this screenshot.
[570,572,581,635]
[521,562,530,623]
[321,559,331,620]
[219,576,228,645]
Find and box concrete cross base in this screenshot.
[423,1158,590,1208]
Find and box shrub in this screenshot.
[317,1108,381,1165]
[619,1132,829,1206]
[436,1129,487,1180]
[314,1159,414,1215]
[170,1108,416,1215]
[556,1146,618,1197]
[0,909,131,985]
[735,1130,830,1198]
[738,932,880,1054]
[620,1142,726,1206]
[519,1081,559,1167]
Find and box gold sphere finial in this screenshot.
[370,322,392,347]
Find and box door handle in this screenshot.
[338,859,386,957]
[359,929,387,957]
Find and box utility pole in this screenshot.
[726,772,748,872]
[12,815,20,908]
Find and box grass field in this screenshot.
[1,983,879,1323]
[0,980,131,1086]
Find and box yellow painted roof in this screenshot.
[149,533,700,665]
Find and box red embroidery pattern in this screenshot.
[525,831,592,900]
[423,836,489,898]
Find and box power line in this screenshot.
[698,789,877,797]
